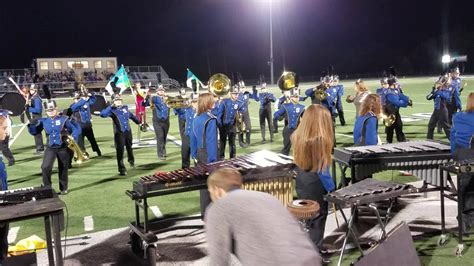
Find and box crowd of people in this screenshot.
[3,70,113,85]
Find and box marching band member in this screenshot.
[333,75,346,126]
[173,88,188,141]
[450,92,474,233]
[354,94,381,146]
[70,89,102,157]
[132,82,147,124]
[190,92,218,216]
[216,87,240,160]
[449,67,463,123]
[253,82,276,142]
[205,168,321,265]
[291,104,334,251]
[28,100,81,195]
[426,74,452,140]
[346,79,370,119]
[143,85,170,160]
[305,76,338,121]
[273,90,291,133]
[0,110,15,166]
[376,77,389,107]
[180,93,198,169]
[237,86,252,147]
[384,76,411,143]
[0,113,10,263]
[27,84,45,154]
[274,89,305,156]
[20,85,31,123]
[100,94,140,176]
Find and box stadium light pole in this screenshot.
[269,0,274,85]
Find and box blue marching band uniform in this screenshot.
[427,77,452,140]
[28,100,81,194]
[253,85,276,142]
[0,110,9,263]
[28,87,45,153]
[100,95,140,175]
[274,90,305,156]
[305,83,338,120]
[353,111,379,146]
[70,92,102,156]
[143,91,170,160]
[216,88,243,160]
[237,90,252,147]
[382,80,410,143]
[449,70,463,123]
[333,77,346,126]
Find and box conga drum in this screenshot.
[287,200,320,232]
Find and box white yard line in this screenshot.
[7,226,20,244]
[9,124,26,148]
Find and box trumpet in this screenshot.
[165,96,190,109]
[65,135,89,164]
[209,73,231,96]
[380,113,396,127]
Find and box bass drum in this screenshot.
[90,94,108,113]
[0,92,26,116]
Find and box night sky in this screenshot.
[1,0,473,81]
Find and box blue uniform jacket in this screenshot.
[451,77,463,110]
[386,88,409,108]
[237,92,251,113]
[253,91,276,108]
[353,112,378,145]
[274,102,305,129]
[217,98,240,127]
[335,85,344,109]
[28,95,43,115]
[184,107,196,137]
[450,111,474,152]
[173,107,187,121]
[100,105,139,133]
[432,88,451,110]
[305,87,338,116]
[0,157,6,191]
[143,96,169,120]
[70,95,96,124]
[320,167,335,192]
[28,116,81,147]
[190,112,218,163]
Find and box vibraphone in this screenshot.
[439,159,474,256]
[333,140,452,188]
[126,150,296,265]
[324,179,417,266]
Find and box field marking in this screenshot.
[84,216,94,232]
[335,133,353,139]
[150,206,164,218]
[7,226,20,244]
[9,124,27,148]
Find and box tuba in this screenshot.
[278,71,299,91]
[65,135,89,164]
[208,73,231,96]
[380,113,396,127]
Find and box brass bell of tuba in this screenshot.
[208,73,231,96]
[380,113,396,127]
[278,71,299,91]
[65,135,89,164]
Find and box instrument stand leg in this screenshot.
[368,204,387,240]
[456,172,464,254]
[438,169,449,246]
[44,216,55,265]
[337,205,364,266]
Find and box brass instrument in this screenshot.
[79,83,88,97]
[313,83,329,101]
[236,111,245,133]
[277,71,298,91]
[65,135,89,164]
[165,96,190,109]
[380,113,396,127]
[208,73,231,96]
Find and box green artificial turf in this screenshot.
[5,76,474,265]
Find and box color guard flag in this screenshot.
[186,68,205,91]
[105,65,131,95]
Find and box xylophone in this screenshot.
[441,159,474,174]
[324,179,416,266]
[333,140,452,187]
[0,186,55,206]
[129,150,296,204]
[126,150,297,264]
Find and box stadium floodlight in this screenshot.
[441,54,451,64]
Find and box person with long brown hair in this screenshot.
[190,92,218,216]
[346,79,370,118]
[450,92,474,233]
[353,94,382,146]
[291,104,335,250]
